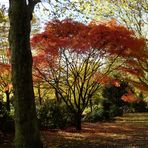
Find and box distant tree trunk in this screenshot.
[5,90,10,112]
[8,0,42,148]
[55,89,61,103]
[54,81,61,103]
[37,84,42,105]
[75,112,82,130]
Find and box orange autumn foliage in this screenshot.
[94,72,120,87]
[31,19,145,58]
[3,83,13,93]
[0,63,10,72]
[117,53,148,93]
[0,62,12,92]
[6,48,11,59]
[31,19,146,94]
[111,79,120,87]
[121,92,139,103]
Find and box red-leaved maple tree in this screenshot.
[31,19,146,130]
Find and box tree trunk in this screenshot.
[5,91,10,112]
[55,89,61,103]
[75,113,82,130]
[37,84,42,105]
[8,1,42,148]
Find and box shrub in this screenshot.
[102,81,129,118]
[37,100,71,129]
[0,101,14,133]
[109,104,123,117]
[83,105,105,122]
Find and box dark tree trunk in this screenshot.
[75,112,82,130]
[8,1,42,148]
[5,91,10,112]
[37,84,42,105]
[55,89,61,103]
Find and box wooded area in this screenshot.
[0,0,147,147]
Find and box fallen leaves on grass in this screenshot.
[42,122,148,147]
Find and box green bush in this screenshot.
[109,105,123,117]
[102,81,130,118]
[83,105,105,122]
[37,100,71,129]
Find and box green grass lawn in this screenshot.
[115,113,148,125]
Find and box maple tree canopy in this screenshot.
[31,19,146,59]
[31,19,146,102]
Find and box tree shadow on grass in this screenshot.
[42,122,148,148]
[0,122,147,148]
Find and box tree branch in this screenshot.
[28,0,41,16]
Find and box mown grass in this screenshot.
[115,113,148,125]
